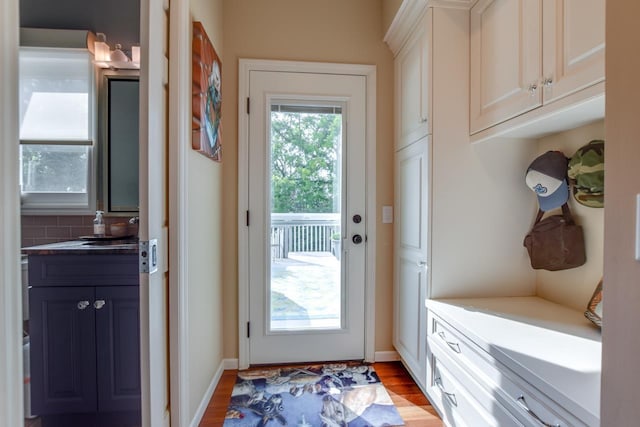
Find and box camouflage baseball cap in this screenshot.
[568,140,604,208]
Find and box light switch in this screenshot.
[382,205,393,224]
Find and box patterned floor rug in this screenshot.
[223,363,405,427]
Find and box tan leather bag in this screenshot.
[523,203,586,271]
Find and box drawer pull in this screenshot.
[437,331,461,353]
[434,376,457,407]
[77,300,90,310]
[517,395,560,427]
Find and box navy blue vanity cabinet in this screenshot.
[28,253,140,422]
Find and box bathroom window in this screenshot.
[19,47,96,213]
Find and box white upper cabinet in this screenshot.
[470,0,542,135]
[470,0,605,135]
[395,9,432,149]
[542,0,605,104]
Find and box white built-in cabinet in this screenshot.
[387,1,603,425]
[470,0,605,135]
[395,9,431,150]
[390,5,433,392]
[393,137,430,389]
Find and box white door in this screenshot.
[393,137,430,389]
[247,69,367,365]
[470,0,542,134]
[138,0,169,425]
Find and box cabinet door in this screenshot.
[542,0,605,104]
[394,137,430,389]
[30,286,97,414]
[470,0,542,134]
[95,286,141,412]
[395,8,432,149]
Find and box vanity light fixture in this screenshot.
[94,32,140,70]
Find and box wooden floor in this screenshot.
[199,361,443,426]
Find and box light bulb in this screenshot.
[110,44,129,63]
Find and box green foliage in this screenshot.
[271,111,341,213]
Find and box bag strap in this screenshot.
[561,203,576,225]
[533,203,576,225]
[534,209,544,224]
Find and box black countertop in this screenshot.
[22,239,139,255]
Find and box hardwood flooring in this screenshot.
[199,361,443,426]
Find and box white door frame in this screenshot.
[238,59,377,369]
[0,0,170,425]
[0,0,23,426]
[139,0,170,426]
[168,0,191,426]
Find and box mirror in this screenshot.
[99,69,139,214]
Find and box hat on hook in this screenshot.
[525,151,569,212]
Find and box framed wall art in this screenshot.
[192,21,222,161]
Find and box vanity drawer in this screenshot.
[428,310,587,427]
[428,350,522,427]
[28,254,139,287]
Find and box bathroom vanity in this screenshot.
[23,240,140,427]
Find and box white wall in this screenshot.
[186,0,224,422]
[429,8,537,300]
[601,0,640,424]
[535,120,605,311]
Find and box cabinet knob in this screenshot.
[94,300,106,310]
[77,300,90,310]
[542,77,554,87]
[527,83,538,96]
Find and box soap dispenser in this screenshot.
[93,211,105,237]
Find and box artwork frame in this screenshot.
[192,21,222,162]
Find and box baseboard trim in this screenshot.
[189,359,225,427]
[374,351,400,362]
[223,358,239,370]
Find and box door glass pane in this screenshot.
[269,103,343,331]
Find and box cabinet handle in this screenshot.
[93,300,106,310]
[77,300,90,310]
[527,83,538,96]
[437,331,461,353]
[434,376,457,407]
[420,116,428,123]
[517,395,561,427]
[542,77,554,87]
[416,260,427,268]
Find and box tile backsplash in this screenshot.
[21,215,138,248]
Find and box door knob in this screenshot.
[352,234,363,244]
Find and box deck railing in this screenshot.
[271,213,340,259]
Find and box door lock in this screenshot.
[352,214,362,224]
